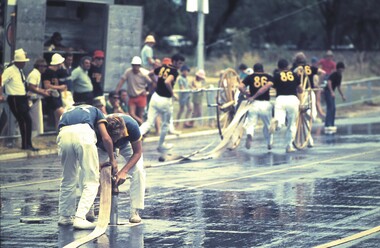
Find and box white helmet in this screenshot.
[131,56,142,65]
[50,53,65,65]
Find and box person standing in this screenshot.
[115,56,151,124]
[57,52,74,92]
[176,65,192,128]
[27,58,51,137]
[140,54,185,152]
[71,56,93,105]
[310,56,326,119]
[42,53,67,128]
[98,114,146,223]
[140,35,156,70]
[0,49,48,150]
[188,69,206,128]
[324,62,346,133]
[318,50,336,78]
[238,63,274,150]
[57,104,116,229]
[89,50,106,113]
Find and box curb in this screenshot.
[0,129,219,162]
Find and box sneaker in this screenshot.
[269,119,279,134]
[286,145,296,153]
[58,216,74,226]
[86,207,95,222]
[129,209,141,223]
[267,144,272,150]
[73,216,96,230]
[157,143,173,152]
[245,134,253,149]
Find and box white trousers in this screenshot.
[29,98,44,137]
[140,92,172,147]
[274,95,300,147]
[57,124,100,218]
[244,100,273,146]
[98,145,146,210]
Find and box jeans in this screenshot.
[324,89,335,127]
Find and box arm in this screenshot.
[97,122,117,173]
[165,75,177,99]
[0,86,4,102]
[337,85,346,101]
[248,82,273,101]
[327,80,335,98]
[43,79,67,91]
[28,84,51,97]
[114,140,142,185]
[115,77,126,93]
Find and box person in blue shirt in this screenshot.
[97,113,146,223]
[57,104,116,229]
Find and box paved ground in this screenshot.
[1,112,380,247]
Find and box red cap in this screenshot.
[93,50,104,58]
[162,57,172,65]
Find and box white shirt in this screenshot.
[1,64,26,95]
[27,68,41,99]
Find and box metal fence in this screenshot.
[1,77,379,139]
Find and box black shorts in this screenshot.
[45,96,63,111]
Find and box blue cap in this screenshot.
[180,65,190,72]
[311,57,318,64]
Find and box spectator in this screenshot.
[324,62,346,133]
[318,50,336,87]
[106,91,126,114]
[0,49,48,150]
[57,52,74,92]
[44,32,66,51]
[140,53,185,152]
[27,58,51,137]
[238,63,248,80]
[89,50,106,114]
[71,56,93,105]
[140,35,156,69]
[42,53,67,128]
[188,69,206,128]
[115,56,151,125]
[177,65,192,128]
[57,104,116,229]
[311,56,326,119]
[118,89,129,114]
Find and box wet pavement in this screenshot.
[1,115,380,248]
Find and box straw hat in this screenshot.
[195,69,206,79]
[50,53,65,65]
[13,49,30,62]
[145,35,156,44]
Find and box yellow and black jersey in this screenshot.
[291,63,318,88]
[242,72,273,101]
[154,64,179,98]
[272,70,301,96]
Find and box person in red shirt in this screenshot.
[318,50,336,77]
